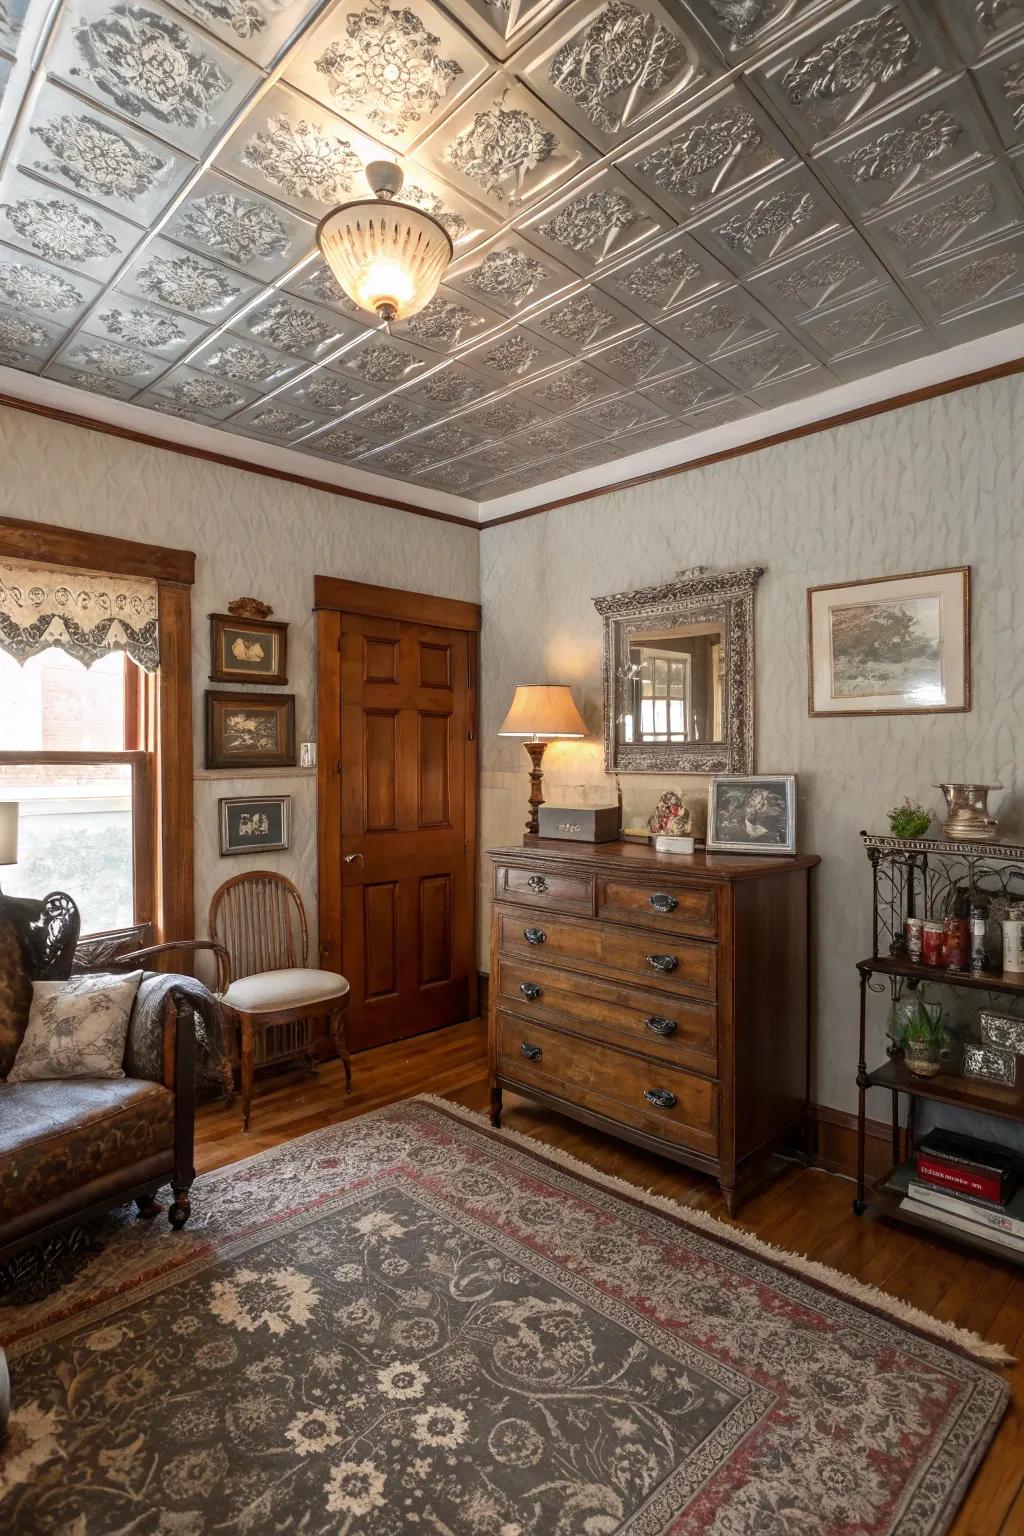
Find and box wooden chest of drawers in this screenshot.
[487,838,819,1213]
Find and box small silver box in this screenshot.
[962,1041,1018,1087]
[979,1011,1024,1054]
[537,805,621,843]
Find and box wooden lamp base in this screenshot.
[522,739,548,836]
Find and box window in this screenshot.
[0,647,151,939]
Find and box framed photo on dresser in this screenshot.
[707,775,797,856]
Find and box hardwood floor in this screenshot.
[195,1019,1024,1536]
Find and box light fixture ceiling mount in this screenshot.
[316,161,454,329]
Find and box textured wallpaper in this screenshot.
[0,403,480,959]
[479,374,1024,1116]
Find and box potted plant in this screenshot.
[887,992,956,1078]
[888,799,932,839]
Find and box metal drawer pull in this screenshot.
[647,953,678,973]
[527,875,549,894]
[645,1088,677,1110]
[520,1041,543,1062]
[519,982,543,1001]
[644,1015,677,1037]
[524,927,546,945]
[649,893,678,914]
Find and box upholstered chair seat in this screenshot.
[221,970,350,1013]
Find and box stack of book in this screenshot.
[900,1130,1024,1254]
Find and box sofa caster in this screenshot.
[168,1190,192,1231]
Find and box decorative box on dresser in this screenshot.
[487,839,819,1213]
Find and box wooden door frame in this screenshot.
[314,576,482,1027]
[0,514,196,945]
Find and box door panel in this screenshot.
[322,608,476,1049]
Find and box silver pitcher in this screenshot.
[934,782,1002,841]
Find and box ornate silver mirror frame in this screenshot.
[594,566,764,775]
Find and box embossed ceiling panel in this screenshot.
[4,0,1024,510]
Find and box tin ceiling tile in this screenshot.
[680,393,760,430]
[359,441,439,477]
[458,391,553,436]
[712,328,821,390]
[408,416,493,463]
[514,0,721,154]
[613,416,688,452]
[298,420,385,460]
[285,256,374,320]
[0,242,103,322]
[459,321,573,382]
[522,167,670,276]
[233,289,364,359]
[690,162,847,276]
[658,287,778,362]
[271,366,381,417]
[51,332,164,386]
[390,284,507,353]
[808,318,934,380]
[514,354,619,410]
[330,328,438,386]
[0,168,144,280]
[746,226,888,321]
[863,158,1024,275]
[640,361,734,416]
[973,33,1024,149]
[567,389,668,435]
[0,303,65,367]
[412,456,491,493]
[506,416,604,459]
[596,226,733,321]
[47,0,262,157]
[935,0,1024,63]
[814,74,1000,216]
[906,228,1024,327]
[228,401,323,441]
[162,0,325,66]
[586,325,695,387]
[748,362,836,406]
[617,83,795,223]
[418,74,597,211]
[438,0,565,61]
[751,0,954,152]
[119,235,262,319]
[345,391,440,442]
[283,0,491,153]
[141,363,262,418]
[47,360,139,394]
[528,285,641,353]
[190,332,305,388]
[798,283,924,362]
[85,291,208,357]
[13,80,195,228]
[446,230,578,318]
[164,170,316,280]
[680,0,833,62]
[399,356,495,408]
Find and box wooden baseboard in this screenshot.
[477,971,489,1020]
[811,1103,896,1181]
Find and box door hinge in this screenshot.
[336,759,342,775]
[467,727,475,742]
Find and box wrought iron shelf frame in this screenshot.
[853,832,1024,1268]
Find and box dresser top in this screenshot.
[490,838,819,882]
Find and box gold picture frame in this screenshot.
[807,567,970,718]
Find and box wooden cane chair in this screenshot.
[209,871,351,1132]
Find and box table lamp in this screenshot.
[499,685,586,835]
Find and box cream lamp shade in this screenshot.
[317,161,453,327]
[499,685,586,741]
[0,801,18,866]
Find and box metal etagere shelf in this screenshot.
[854,831,1024,1266]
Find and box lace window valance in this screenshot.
[0,558,160,672]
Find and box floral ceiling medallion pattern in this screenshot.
[70,4,231,130]
[548,2,694,138]
[466,246,547,306]
[611,248,705,308]
[781,8,919,124]
[65,339,151,377]
[446,101,557,201]
[0,261,84,315]
[249,299,339,353]
[714,189,817,256]
[541,293,620,346]
[480,332,540,374]
[889,182,996,253]
[419,370,487,405]
[99,305,186,348]
[174,0,271,41]
[636,106,764,204]
[302,374,362,411]
[134,251,241,313]
[924,249,1021,312]
[0,312,51,359]
[205,343,283,383]
[174,192,291,265]
[401,294,481,346]
[835,110,962,188]
[167,374,246,409]
[314,2,463,140]
[771,247,865,302]
[344,341,417,383]
[243,407,310,436]
[3,197,120,266]
[538,189,638,255]
[31,112,168,204]
[240,115,362,204]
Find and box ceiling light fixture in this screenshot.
[317,161,453,329]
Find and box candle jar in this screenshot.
[905,916,923,962]
[1002,907,1024,973]
[969,902,988,971]
[943,915,970,971]
[922,920,944,967]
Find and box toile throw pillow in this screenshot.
[0,914,33,1078]
[8,970,143,1082]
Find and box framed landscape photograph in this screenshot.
[205,691,296,769]
[808,567,970,717]
[209,613,288,686]
[219,796,290,855]
[707,775,797,856]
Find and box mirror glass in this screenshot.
[617,622,725,748]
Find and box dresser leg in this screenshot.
[720,1182,737,1217]
[490,1085,502,1129]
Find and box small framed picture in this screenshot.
[209,613,288,686]
[205,691,296,769]
[219,796,290,855]
[708,775,797,856]
[807,567,969,717]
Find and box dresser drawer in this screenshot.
[496,956,717,1073]
[496,1012,718,1158]
[496,909,717,1001]
[493,862,593,916]
[596,875,718,940]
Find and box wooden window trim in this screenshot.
[0,517,195,946]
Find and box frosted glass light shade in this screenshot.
[0,801,18,866]
[317,199,453,325]
[499,685,587,740]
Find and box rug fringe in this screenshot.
[415,1094,1014,1368]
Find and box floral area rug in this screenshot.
[0,1097,1010,1536]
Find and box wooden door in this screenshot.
[317,581,479,1051]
